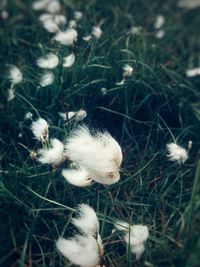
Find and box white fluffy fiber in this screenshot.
[36,53,59,69]
[31,118,49,141]
[40,71,54,87]
[72,204,100,236]
[53,28,78,45]
[56,235,99,267]
[62,168,92,187]
[38,138,64,165]
[166,142,188,164]
[9,65,23,85]
[65,125,123,185]
[63,53,75,67]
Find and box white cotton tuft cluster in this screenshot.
[166,143,188,164]
[114,220,149,260]
[38,138,65,165]
[9,65,23,85]
[53,28,78,45]
[31,118,49,142]
[32,0,61,13]
[186,67,200,77]
[36,53,59,69]
[56,204,103,267]
[39,13,66,33]
[83,25,102,41]
[64,125,123,185]
[62,168,92,187]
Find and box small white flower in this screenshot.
[7,88,15,101]
[62,167,93,187]
[24,112,33,120]
[31,118,49,142]
[178,0,200,9]
[123,64,133,78]
[9,65,23,85]
[38,138,65,165]
[114,221,149,260]
[74,11,82,21]
[65,125,123,185]
[154,15,165,29]
[63,53,75,67]
[155,29,165,39]
[166,143,188,164]
[72,204,100,236]
[186,67,200,77]
[36,53,59,69]
[92,26,102,39]
[53,28,78,45]
[56,235,100,267]
[40,71,54,87]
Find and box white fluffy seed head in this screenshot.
[37,138,64,165]
[114,220,130,231]
[56,235,100,267]
[62,168,93,187]
[53,28,78,45]
[45,0,61,13]
[31,118,49,142]
[40,71,54,87]
[7,88,16,101]
[131,243,145,260]
[63,53,75,67]
[92,26,102,39]
[74,11,82,21]
[166,143,188,164]
[9,65,23,84]
[65,125,123,185]
[36,53,59,69]
[123,64,133,78]
[186,67,200,77]
[154,15,165,29]
[124,225,149,247]
[72,204,100,236]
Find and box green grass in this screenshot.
[0,0,200,266]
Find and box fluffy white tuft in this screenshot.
[154,15,165,29]
[36,53,59,69]
[123,64,133,78]
[7,88,16,101]
[186,67,200,77]
[124,225,149,247]
[31,118,49,142]
[62,168,93,187]
[56,235,99,267]
[40,71,54,87]
[53,28,78,45]
[38,138,64,165]
[9,65,23,84]
[155,29,165,39]
[166,143,188,164]
[45,0,61,13]
[131,243,145,260]
[72,204,99,235]
[64,125,123,185]
[114,220,130,231]
[74,11,82,21]
[91,26,102,39]
[63,53,75,67]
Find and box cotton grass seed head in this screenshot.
[53,28,78,45]
[40,71,54,87]
[65,125,123,185]
[166,142,188,164]
[91,26,102,39]
[7,88,15,101]
[123,64,133,78]
[37,138,64,165]
[9,65,23,85]
[56,235,100,267]
[31,118,49,142]
[72,204,100,236]
[62,167,93,187]
[63,53,75,67]
[36,53,59,69]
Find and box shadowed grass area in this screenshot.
[0,0,200,266]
